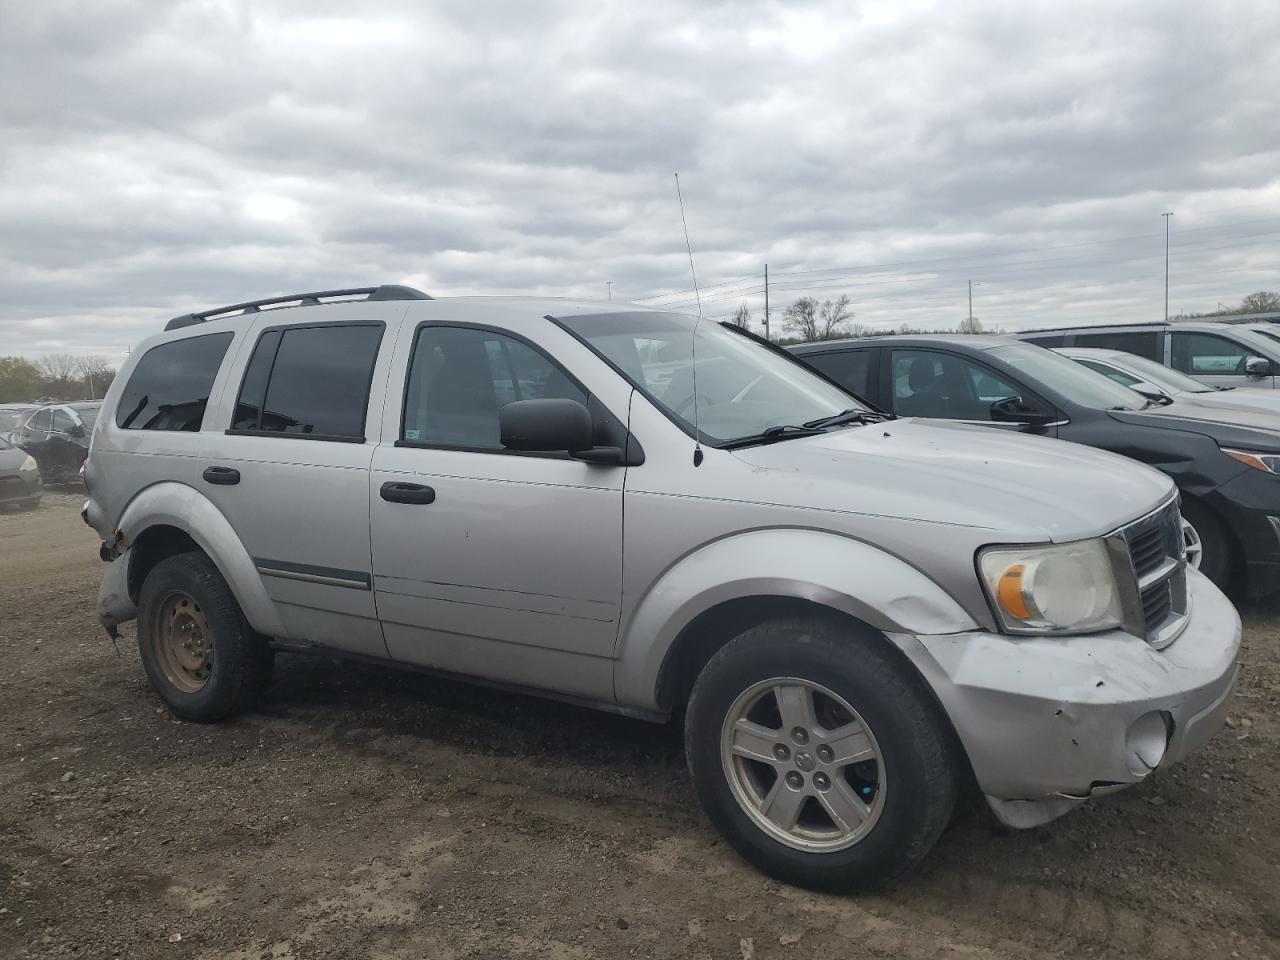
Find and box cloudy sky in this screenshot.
[2,0,1279,365]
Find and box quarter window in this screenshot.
[233,324,383,440]
[402,326,588,449]
[116,332,233,431]
[1170,332,1253,375]
[1071,330,1162,359]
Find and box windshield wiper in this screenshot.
[803,408,891,429]
[721,424,827,449]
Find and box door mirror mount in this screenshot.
[989,396,1056,426]
[1244,356,1271,377]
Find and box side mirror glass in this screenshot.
[500,398,593,454]
[1244,356,1271,376]
[990,396,1055,426]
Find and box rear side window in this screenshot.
[117,332,233,431]
[801,350,871,397]
[402,325,588,449]
[233,324,383,440]
[1071,330,1162,359]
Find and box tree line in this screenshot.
[729,294,994,345]
[0,354,117,404]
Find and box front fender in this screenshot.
[613,527,978,711]
[113,482,286,638]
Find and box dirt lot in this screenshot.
[1,495,1278,960]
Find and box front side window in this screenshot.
[890,350,1024,420]
[117,332,234,431]
[1171,332,1255,375]
[402,325,588,449]
[233,324,384,440]
[553,312,860,444]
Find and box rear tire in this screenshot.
[1180,498,1230,588]
[137,552,273,722]
[684,615,957,890]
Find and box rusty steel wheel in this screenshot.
[150,590,215,694]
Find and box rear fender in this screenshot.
[109,482,285,638]
[613,528,978,712]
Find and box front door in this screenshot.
[1170,331,1279,390]
[369,322,625,702]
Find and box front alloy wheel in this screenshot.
[722,678,886,852]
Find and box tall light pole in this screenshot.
[968,280,981,325]
[606,281,613,302]
[1163,212,1173,321]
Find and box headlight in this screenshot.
[1223,448,1280,473]
[978,539,1123,634]
[19,455,37,472]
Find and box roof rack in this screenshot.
[164,284,432,331]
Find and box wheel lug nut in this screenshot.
[773,743,791,762]
[814,772,831,791]
[816,744,834,764]
[785,771,804,790]
[791,727,809,745]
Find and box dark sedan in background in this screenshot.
[0,436,42,510]
[788,334,1280,597]
[2,401,98,482]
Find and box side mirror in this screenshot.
[990,396,1056,426]
[1245,356,1271,377]
[500,398,593,453]
[1133,386,1169,402]
[68,424,86,438]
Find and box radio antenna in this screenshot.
[674,172,704,466]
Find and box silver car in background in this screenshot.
[83,287,1241,889]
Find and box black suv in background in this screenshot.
[788,334,1280,597]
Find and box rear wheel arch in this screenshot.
[127,524,201,602]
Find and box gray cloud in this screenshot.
[1,0,1279,363]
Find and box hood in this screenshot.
[1112,399,1280,453]
[1179,389,1280,419]
[729,418,1173,542]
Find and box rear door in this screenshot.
[198,315,400,658]
[1170,331,1279,389]
[368,318,627,702]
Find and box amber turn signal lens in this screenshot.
[996,564,1033,620]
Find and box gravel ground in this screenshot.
[1,494,1278,960]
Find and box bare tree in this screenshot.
[37,354,82,399]
[957,315,985,334]
[783,295,854,342]
[730,303,751,329]
[1240,291,1280,314]
[77,355,116,399]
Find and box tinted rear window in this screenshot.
[116,333,233,431]
[800,350,871,397]
[1070,330,1162,360]
[233,324,383,440]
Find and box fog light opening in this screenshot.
[1125,711,1171,777]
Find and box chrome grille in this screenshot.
[1121,499,1187,648]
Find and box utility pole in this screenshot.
[968,280,981,324]
[763,264,770,340]
[1163,212,1173,321]
[606,281,613,302]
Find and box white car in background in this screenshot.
[1057,347,1280,419]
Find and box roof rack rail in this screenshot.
[164,284,432,331]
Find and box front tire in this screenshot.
[137,552,273,722]
[1180,498,1230,588]
[684,616,957,891]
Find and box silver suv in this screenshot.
[84,286,1241,889]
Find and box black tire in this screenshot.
[1180,498,1231,589]
[684,616,957,891]
[137,551,273,722]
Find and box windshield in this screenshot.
[554,311,863,444]
[988,343,1147,410]
[1248,326,1280,347]
[1112,353,1216,393]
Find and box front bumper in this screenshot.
[0,469,42,505]
[891,566,1241,828]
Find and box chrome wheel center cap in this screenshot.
[794,750,815,772]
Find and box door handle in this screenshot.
[203,466,241,485]
[380,481,436,504]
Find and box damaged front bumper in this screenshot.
[893,565,1242,829]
